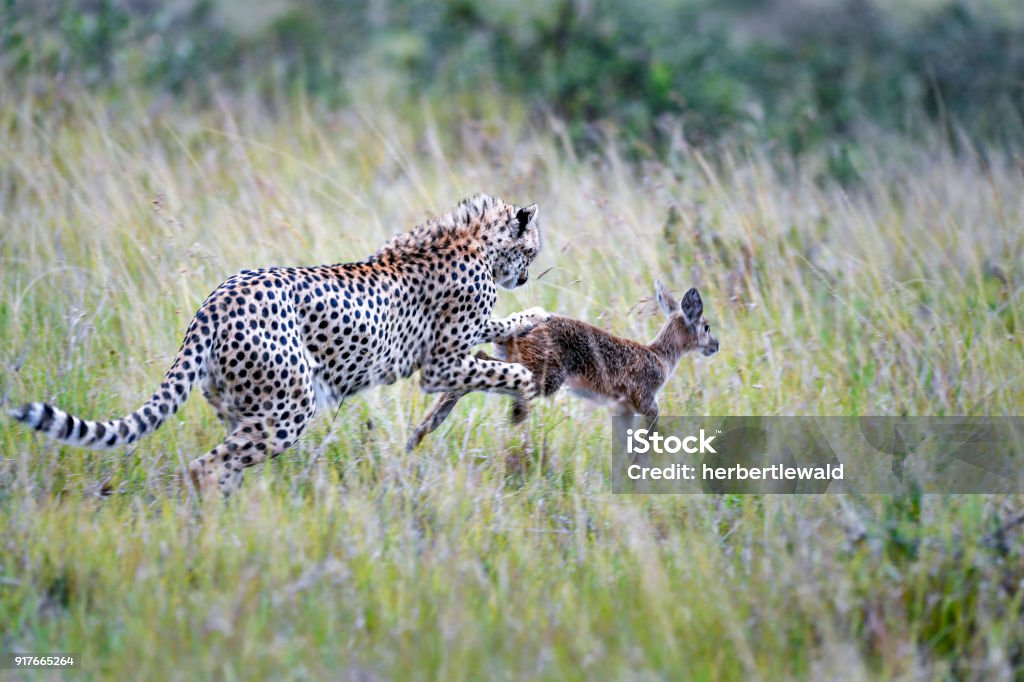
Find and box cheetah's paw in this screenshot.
[520,307,552,328]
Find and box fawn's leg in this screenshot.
[636,396,660,431]
[610,395,659,432]
[509,397,529,424]
[512,364,567,424]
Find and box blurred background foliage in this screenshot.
[2,0,1023,156]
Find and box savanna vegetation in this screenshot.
[1,0,1022,679]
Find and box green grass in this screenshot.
[1,80,1022,680]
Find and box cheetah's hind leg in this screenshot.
[200,378,238,433]
[187,411,313,497]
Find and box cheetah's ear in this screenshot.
[515,204,538,236]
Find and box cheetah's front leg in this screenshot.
[479,307,550,344]
[406,391,465,451]
[420,353,539,401]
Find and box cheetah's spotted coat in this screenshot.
[10,194,547,494]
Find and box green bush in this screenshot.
[2,0,1022,152]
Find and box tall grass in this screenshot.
[1,81,1022,679]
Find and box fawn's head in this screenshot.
[654,281,719,358]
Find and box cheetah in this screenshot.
[10,193,548,495]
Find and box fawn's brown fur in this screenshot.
[407,282,719,450]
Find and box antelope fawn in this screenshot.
[407,282,719,450]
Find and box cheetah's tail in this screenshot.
[8,319,209,450]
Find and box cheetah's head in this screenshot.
[491,203,541,289]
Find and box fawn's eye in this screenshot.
[704,324,710,333]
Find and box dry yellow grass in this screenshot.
[1,80,1022,679]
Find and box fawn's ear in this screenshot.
[655,280,678,315]
[515,204,538,236]
[680,287,703,325]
